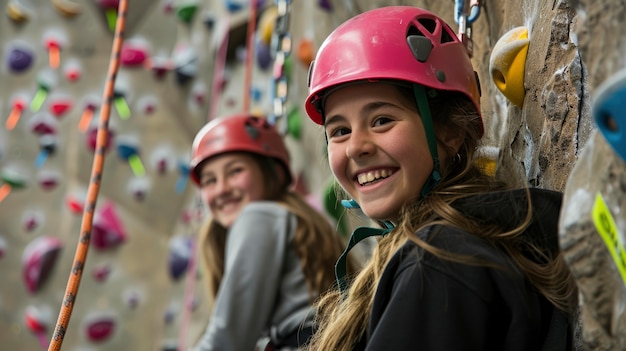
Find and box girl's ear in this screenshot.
[440,128,466,156]
[275,163,291,187]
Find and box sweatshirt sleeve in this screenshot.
[192,203,292,351]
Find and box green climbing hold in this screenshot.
[1,170,27,189]
[287,106,301,140]
[176,4,199,24]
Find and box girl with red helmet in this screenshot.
[189,114,359,350]
[304,6,579,350]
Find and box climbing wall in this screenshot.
[0,1,215,350]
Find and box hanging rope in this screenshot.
[47,1,128,350]
[209,15,231,121]
[176,230,198,351]
[243,1,258,113]
[269,0,292,132]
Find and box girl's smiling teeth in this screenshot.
[357,169,394,185]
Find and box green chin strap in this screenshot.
[413,84,441,198]
[333,85,442,295]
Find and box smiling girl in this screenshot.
[189,114,358,350]
[304,6,579,351]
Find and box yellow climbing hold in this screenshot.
[6,0,30,23]
[489,26,529,107]
[474,146,499,177]
[258,5,278,45]
[52,0,82,18]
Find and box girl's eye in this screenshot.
[327,126,351,138]
[373,116,393,127]
[200,177,216,188]
[229,166,244,176]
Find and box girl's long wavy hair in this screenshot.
[197,153,359,307]
[306,86,579,351]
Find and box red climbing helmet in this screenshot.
[305,6,482,133]
[189,114,291,186]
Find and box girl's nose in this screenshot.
[214,177,231,195]
[346,130,375,160]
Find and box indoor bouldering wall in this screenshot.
[2,0,626,350]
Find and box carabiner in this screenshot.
[455,0,481,25]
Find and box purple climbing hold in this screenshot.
[318,0,332,12]
[7,46,34,73]
[168,236,192,281]
[256,40,272,70]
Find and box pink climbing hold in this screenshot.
[65,195,85,214]
[0,237,6,259]
[85,316,116,342]
[91,201,127,251]
[120,44,148,67]
[22,236,63,294]
[91,222,126,251]
[38,171,60,191]
[49,99,73,118]
[24,305,51,349]
[92,264,112,282]
[24,306,48,333]
[97,0,119,8]
[23,214,40,232]
[156,158,168,174]
[86,127,114,153]
[65,66,81,82]
[30,121,57,135]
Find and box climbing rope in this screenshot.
[209,15,231,120]
[269,0,293,132]
[176,213,201,351]
[454,0,481,57]
[47,0,128,349]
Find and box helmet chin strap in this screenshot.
[334,85,439,294]
[412,84,441,198]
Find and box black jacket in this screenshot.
[356,188,572,350]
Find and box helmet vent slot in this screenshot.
[440,26,456,44]
[417,18,437,34]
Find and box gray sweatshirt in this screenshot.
[191,202,314,351]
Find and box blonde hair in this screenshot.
[197,153,358,305]
[306,88,578,350]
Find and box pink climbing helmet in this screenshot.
[305,6,482,135]
[189,114,291,186]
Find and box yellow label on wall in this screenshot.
[592,193,626,288]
